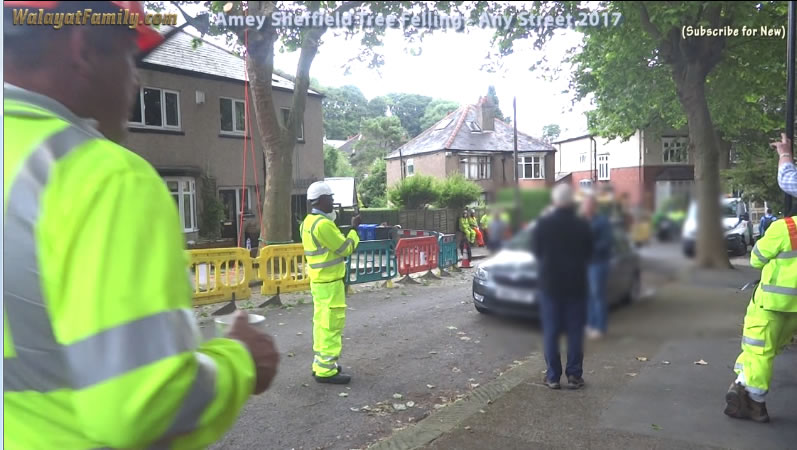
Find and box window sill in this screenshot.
[129,126,185,136]
[219,133,251,140]
[519,178,546,181]
[183,229,199,234]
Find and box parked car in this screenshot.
[681,197,754,258]
[471,221,642,319]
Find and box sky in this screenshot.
[172,3,592,140]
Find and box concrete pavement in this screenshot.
[370,251,796,450]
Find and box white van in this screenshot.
[682,197,753,257]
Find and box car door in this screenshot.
[608,226,633,305]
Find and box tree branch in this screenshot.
[638,3,663,42]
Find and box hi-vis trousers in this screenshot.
[733,299,797,400]
[311,280,347,377]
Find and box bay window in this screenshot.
[460,156,491,180]
[165,177,197,232]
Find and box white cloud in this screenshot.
[172,4,590,138]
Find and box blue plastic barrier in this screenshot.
[345,239,397,286]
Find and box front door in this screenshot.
[219,189,238,241]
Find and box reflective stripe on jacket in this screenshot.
[3,85,255,449]
[301,214,360,283]
[750,216,797,312]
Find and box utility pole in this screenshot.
[513,97,520,230]
[785,1,795,215]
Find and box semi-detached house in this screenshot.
[553,129,693,211]
[385,97,556,203]
[124,29,324,244]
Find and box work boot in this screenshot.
[566,376,585,390]
[724,382,769,422]
[724,382,749,420]
[313,372,351,385]
[748,399,770,423]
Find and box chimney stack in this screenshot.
[476,96,495,131]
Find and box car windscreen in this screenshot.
[722,200,740,218]
[504,226,533,251]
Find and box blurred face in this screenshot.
[582,198,596,217]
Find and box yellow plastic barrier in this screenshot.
[258,243,310,295]
[188,248,253,306]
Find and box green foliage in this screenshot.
[322,85,369,140]
[420,100,460,131]
[352,116,408,173]
[724,137,783,214]
[487,86,508,121]
[367,96,390,117]
[359,160,388,208]
[541,124,561,143]
[386,93,434,138]
[199,177,225,239]
[497,188,551,224]
[437,174,482,210]
[388,175,441,209]
[324,144,355,177]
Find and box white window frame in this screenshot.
[460,156,492,180]
[164,177,197,233]
[280,107,305,142]
[579,153,587,166]
[405,159,415,176]
[219,97,246,135]
[129,86,181,130]
[662,136,688,164]
[598,154,610,180]
[518,155,545,180]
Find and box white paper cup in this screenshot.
[215,313,267,337]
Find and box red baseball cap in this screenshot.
[4,1,165,53]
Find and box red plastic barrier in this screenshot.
[397,229,438,238]
[395,236,439,276]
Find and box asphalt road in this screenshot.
[199,241,699,450]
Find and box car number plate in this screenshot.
[496,287,535,303]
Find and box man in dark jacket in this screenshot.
[532,184,594,390]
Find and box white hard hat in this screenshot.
[307,181,333,201]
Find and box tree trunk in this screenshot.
[675,70,731,269]
[717,134,731,171]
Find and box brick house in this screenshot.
[385,97,556,202]
[553,129,693,211]
[124,29,324,243]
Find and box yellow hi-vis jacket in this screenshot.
[750,216,797,312]
[301,213,360,283]
[3,85,255,449]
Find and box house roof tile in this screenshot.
[141,29,321,96]
[386,103,555,159]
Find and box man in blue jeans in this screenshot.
[582,193,613,340]
[532,184,594,389]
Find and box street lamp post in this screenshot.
[785,1,795,215]
[513,97,520,230]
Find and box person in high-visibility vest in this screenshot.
[480,212,491,243]
[3,2,279,448]
[725,215,797,423]
[469,209,485,247]
[460,209,476,245]
[301,182,361,384]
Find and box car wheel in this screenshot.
[622,272,641,306]
[684,247,695,258]
[475,303,489,314]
